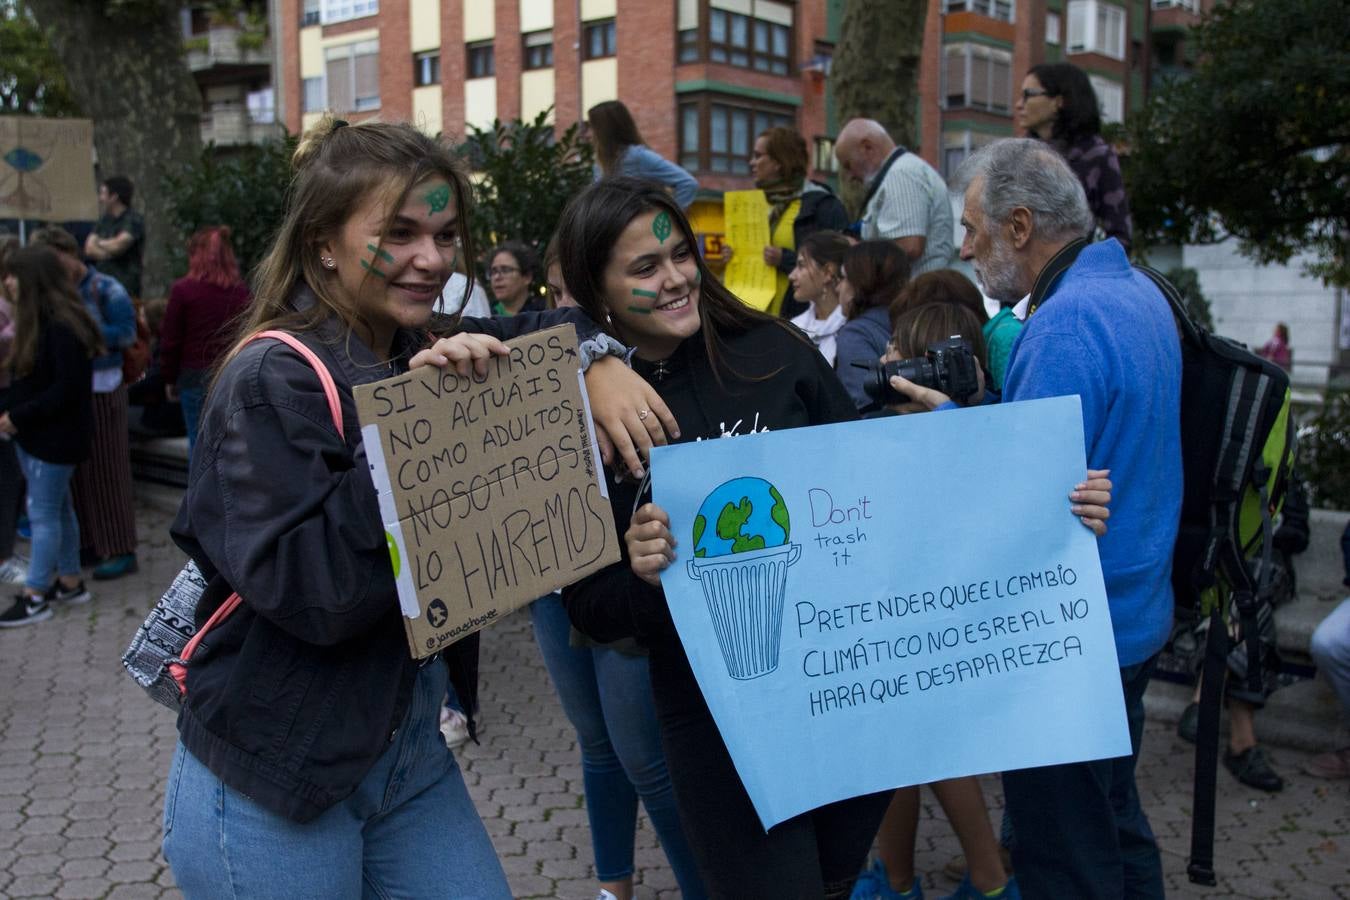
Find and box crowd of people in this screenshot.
[0,59,1342,900]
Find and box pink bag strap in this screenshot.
[246,329,346,440]
[170,330,346,697]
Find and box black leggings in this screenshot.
[654,655,892,898]
[0,437,25,561]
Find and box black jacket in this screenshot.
[171,288,597,823]
[776,183,851,320]
[6,320,93,464]
[562,321,857,724]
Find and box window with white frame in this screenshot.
[302,0,320,27]
[302,77,324,113]
[1151,0,1198,10]
[320,0,377,26]
[941,0,1015,23]
[942,131,997,179]
[1046,11,1061,44]
[943,43,1013,114]
[1067,0,1126,60]
[1088,74,1124,123]
[325,39,380,112]
[679,94,794,174]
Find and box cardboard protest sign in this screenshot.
[0,116,97,222]
[651,396,1130,829]
[721,189,775,311]
[356,325,619,658]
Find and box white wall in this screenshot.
[1179,242,1340,387]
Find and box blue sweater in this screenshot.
[612,145,699,209]
[834,306,891,413]
[1004,240,1181,666]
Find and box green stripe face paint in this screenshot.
[362,243,394,278]
[626,305,653,315]
[632,288,659,299]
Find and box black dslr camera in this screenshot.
[853,336,981,406]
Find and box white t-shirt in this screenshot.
[436,273,492,318]
[790,303,847,366]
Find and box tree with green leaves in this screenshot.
[165,136,295,281]
[455,110,594,261]
[1127,0,1350,286]
[0,0,79,117]
[25,0,202,296]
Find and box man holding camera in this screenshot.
[894,138,1181,900]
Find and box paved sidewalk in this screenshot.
[0,502,1345,899]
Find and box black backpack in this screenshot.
[1134,265,1296,887]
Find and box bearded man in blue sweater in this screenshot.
[895,139,1181,899]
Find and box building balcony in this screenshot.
[186,24,271,75]
[200,107,285,147]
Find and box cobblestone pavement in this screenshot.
[1,502,1345,899]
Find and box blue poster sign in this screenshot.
[651,396,1131,830]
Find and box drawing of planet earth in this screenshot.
[693,477,790,559]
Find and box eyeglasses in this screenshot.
[487,266,521,278]
[1020,88,1051,101]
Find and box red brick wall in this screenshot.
[918,0,942,167]
[495,0,522,121]
[377,0,412,122]
[442,1,466,141]
[553,0,581,127]
[616,0,676,159]
[279,0,302,134]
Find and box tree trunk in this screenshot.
[829,0,928,215]
[26,0,200,296]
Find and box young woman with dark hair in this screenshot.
[787,231,851,365]
[0,246,102,627]
[486,239,543,316]
[588,100,698,209]
[558,176,893,899]
[834,240,911,412]
[159,225,252,457]
[1018,62,1133,251]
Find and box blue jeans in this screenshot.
[1002,656,1164,900]
[177,369,206,461]
[15,447,79,593]
[530,594,705,896]
[162,663,510,899]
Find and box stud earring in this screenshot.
[320,256,335,269]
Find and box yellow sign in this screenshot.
[721,190,776,312]
[0,117,97,222]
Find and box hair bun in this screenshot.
[292,115,349,171]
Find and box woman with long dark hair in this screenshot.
[834,240,911,412]
[559,176,893,899]
[588,100,698,209]
[0,246,102,627]
[160,225,252,457]
[1017,62,1132,251]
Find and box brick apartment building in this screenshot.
[272,0,1203,187]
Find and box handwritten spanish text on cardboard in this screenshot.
[355,325,619,658]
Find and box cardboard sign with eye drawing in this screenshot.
[356,325,619,658]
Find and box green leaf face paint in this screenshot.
[424,183,450,216]
[652,210,672,244]
[361,243,394,279]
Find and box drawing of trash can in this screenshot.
[688,477,801,680]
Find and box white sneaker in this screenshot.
[439,707,470,749]
[595,891,620,900]
[0,557,27,585]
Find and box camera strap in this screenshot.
[1024,237,1089,319]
